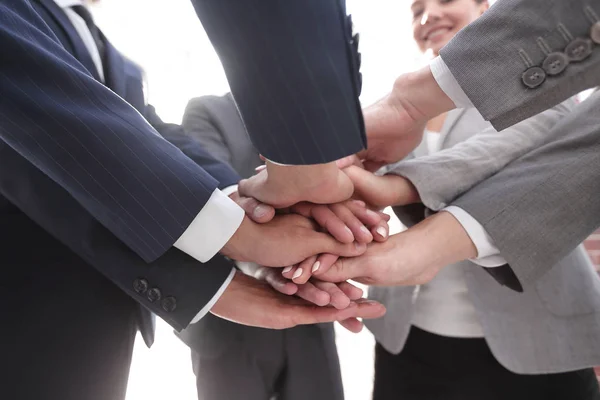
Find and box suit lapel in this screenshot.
[34,0,102,81]
[439,108,467,149]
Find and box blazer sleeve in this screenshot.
[189,0,366,165]
[144,103,240,189]
[0,2,224,263]
[440,0,600,130]
[388,99,576,211]
[452,91,600,289]
[0,142,233,331]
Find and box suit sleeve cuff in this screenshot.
[430,56,474,109]
[443,206,507,267]
[173,189,244,263]
[188,268,236,325]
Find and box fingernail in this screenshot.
[353,200,366,207]
[344,226,353,235]
[312,261,321,273]
[376,227,387,239]
[282,266,293,274]
[255,164,266,172]
[253,204,269,218]
[292,268,303,279]
[360,226,371,236]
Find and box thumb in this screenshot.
[343,166,395,208]
[316,257,362,283]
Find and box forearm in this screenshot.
[389,100,575,210]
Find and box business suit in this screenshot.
[367,106,600,399]
[1,1,241,398]
[434,0,600,289]
[179,93,344,400]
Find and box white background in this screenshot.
[91,1,418,399]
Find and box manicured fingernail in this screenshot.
[344,226,353,235]
[312,261,321,273]
[360,226,371,236]
[255,164,266,172]
[282,266,293,274]
[253,204,269,218]
[376,227,387,239]
[292,268,303,279]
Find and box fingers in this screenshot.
[335,154,363,169]
[317,235,367,258]
[312,280,351,309]
[329,203,373,243]
[311,253,339,276]
[317,258,361,283]
[235,195,275,223]
[371,221,389,243]
[294,281,331,307]
[337,281,364,301]
[337,318,364,333]
[238,171,268,203]
[262,268,298,296]
[309,205,355,244]
[290,255,318,284]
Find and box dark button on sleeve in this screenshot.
[542,52,569,75]
[133,278,148,294]
[147,287,162,303]
[522,67,546,88]
[161,296,177,313]
[591,22,600,44]
[565,38,593,62]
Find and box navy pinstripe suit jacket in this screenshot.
[0,0,364,333]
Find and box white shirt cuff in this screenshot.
[443,206,507,267]
[429,56,473,109]
[173,189,245,263]
[189,268,236,324]
[221,184,238,197]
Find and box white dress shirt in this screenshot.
[53,0,242,324]
[430,56,507,267]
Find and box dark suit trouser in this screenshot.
[1,218,138,400]
[373,326,600,400]
[191,314,344,400]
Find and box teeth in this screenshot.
[427,28,449,41]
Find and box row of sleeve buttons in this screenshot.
[133,278,177,313]
[522,22,598,89]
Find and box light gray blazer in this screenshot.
[367,102,600,374]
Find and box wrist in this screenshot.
[391,66,455,121]
[220,217,257,262]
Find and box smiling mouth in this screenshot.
[425,27,452,41]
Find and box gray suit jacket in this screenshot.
[440,0,600,130]
[182,93,262,179]
[367,104,600,374]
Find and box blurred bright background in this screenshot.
[90,1,420,399]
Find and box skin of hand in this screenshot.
[238,161,354,208]
[220,213,367,268]
[317,211,478,286]
[343,166,421,209]
[281,200,391,284]
[229,191,275,223]
[358,67,455,171]
[210,271,386,331]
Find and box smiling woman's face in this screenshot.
[411,0,489,57]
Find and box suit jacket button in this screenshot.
[147,287,162,303]
[542,52,569,76]
[565,38,593,62]
[521,67,546,88]
[161,296,177,313]
[133,278,148,294]
[591,22,600,44]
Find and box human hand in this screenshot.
[343,166,420,209]
[220,214,367,267]
[238,262,370,333]
[358,67,455,171]
[238,161,354,208]
[229,190,275,223]
[210,271,386,330]
[317,211,478,286]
